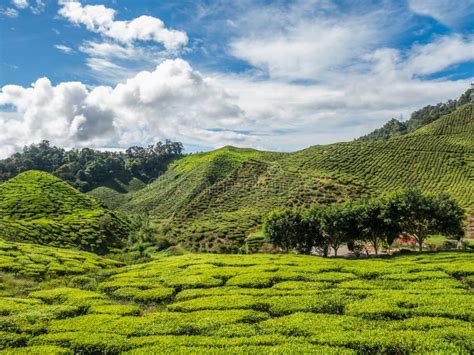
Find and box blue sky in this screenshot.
[0,0,473,157]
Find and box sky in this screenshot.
[0,0,473,157]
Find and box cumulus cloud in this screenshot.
[57,1,188,82]
[0,59,252,158]
[58,0,188,51]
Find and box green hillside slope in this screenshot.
[290,104,474,207]
[0,171,130,253]
[113,104,473,252]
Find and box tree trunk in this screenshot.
[373,238,379,256]
[417,236,424,251]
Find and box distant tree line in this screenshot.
[0,140,184,192]
[358,88,473,141]
[263,190,465,256]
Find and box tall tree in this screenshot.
[385,190,465,251]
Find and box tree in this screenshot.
[385,190,465,251]
[263,209,302,252]
[320,202,359,257]
[358,199,401,255]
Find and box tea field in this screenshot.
[1,243,473,354]
[0,171,130,254]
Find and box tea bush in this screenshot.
[0,248,473,353]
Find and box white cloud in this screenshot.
[58,0,188,51]
[57,1,189,83]
[408,0,474,28]
[227,1,407,81]
[231,17,377,81]
[404,35,474,76]
[54,44,73,54]
[0,59,253,158]
[1,8,19,17]
[1,1,473,157]
[31,0,45,15]
[11,0,28,9]
[77,40,169,84]
[79,41,140,60]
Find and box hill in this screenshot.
[358,88,472,141]
[290,104,474,207]
[112,147,361,252]
[0,250,473,353]
[0,171,130,253]
[109,104,473,252]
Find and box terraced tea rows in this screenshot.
[0,171,130,253]
[290,104,474,207]
[1,248,473,353]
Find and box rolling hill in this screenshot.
[0,171,130,253]
[94,104,473,251]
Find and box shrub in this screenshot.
[0,345,73,354]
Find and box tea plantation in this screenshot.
[0,171,130,254]
[1,245,473,354]
[106,104,474,252]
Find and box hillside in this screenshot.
[104,104,474,252]
[111,147,361,252]
[358,88,472,141]
[290,104,474,207]
[0,171,130,253]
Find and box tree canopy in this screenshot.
[0,140,183,192]
[263,190,465,255]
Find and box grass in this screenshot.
[0,171,130,253]
[0,241,472,353]
[98,104,474,252]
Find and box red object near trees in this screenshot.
[396,234,417,245]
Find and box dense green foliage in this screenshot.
[0,247,472,353]
[0,171,130,253]
[0,140,183,192]
[358,88,472,141]
[264,190,465,254]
